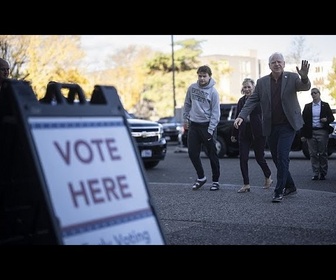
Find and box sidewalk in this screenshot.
[148,183,336,245]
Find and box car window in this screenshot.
[124,111,132,119]
[125,111,138,119]
[158,117,178,124]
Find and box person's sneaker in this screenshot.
[320,174,326,180]
[272,194,283,203]
[210,182,220,191]
[283,187,297,197]
[312,175,319,181]
[192,178,207,190]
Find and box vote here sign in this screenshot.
[28,116,165,245]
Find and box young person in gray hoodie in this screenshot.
[183,65,221,191]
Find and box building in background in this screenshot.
[286,61,334,108]
[201,50,261,103]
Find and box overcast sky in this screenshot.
[80,35,336,71]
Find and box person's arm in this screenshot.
[235,91,259,127]
[234,117,244,129]
[296,60,310,84]
[208,90,220,135]
[300,104,308,140]
[231,97,243,139]
[183,88,192,122]
[324,103,335,124]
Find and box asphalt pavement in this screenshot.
[147,147,336,246]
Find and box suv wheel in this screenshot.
[215,136,226,158]
[144,161,160,169]
[203,136,226,158]
[302,141,310,159]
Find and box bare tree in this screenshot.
[285,36,319,64]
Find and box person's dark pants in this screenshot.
[267,123,296,196]
[307,129,329,177]
[188,122,220,182]
[239,125,271,185]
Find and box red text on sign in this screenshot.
[68,175,132,208]
[54,138,121,165]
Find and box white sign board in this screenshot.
[28,116,165,245]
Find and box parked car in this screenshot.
[125,111,167,169]
[213,103,239,158]
[180,104,336,159]
[330,108,336,138]
[157,116,182,142]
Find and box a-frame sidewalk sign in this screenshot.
[0,79,165,245]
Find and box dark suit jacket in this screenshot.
[300,101,335,138]
[238,71,311,136]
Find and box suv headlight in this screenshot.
[158,123,164,139]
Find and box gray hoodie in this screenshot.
[183,78,220,135]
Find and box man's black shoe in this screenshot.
[312,175,319,181]
[320,174,326,180]
[272,194,283,203]
[283,187,297,197]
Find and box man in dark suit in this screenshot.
[233,52,311,203]
[300,88,335,180]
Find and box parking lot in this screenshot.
[146,142,336,245]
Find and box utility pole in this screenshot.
[171,35,176,116]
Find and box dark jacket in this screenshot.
[232,94,264,139]
[301,101,335,138]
